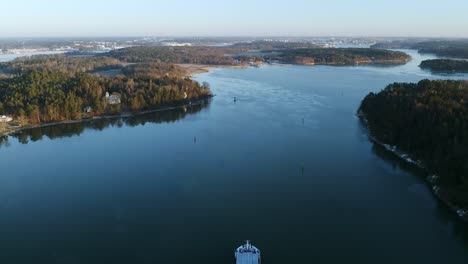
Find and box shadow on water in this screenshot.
[371,142,426,177]
[0,100,211,147]
[370,139,468,244]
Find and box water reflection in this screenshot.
[371,142,426,177]
[371,141,468,244]
[0,100,210,147]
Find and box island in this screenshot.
[106,45,411,67]
[263,48,410,65]
[358,80,468,220]
[420,59,468,73]
[371,40,468,59]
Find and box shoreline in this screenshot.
[177,64,248,76]
[357,111,468,223]
[178,59,410,76]
[0,98,212,138]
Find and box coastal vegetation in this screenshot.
[121,62,187,78]
[108,45,411,66]
[415,41,468,59]
[371,40,468,59]
[0,70,211,124]
[359,80,468,207]
[420,59,468,73]
[265,48,410,65]
[0,41,410,135]
[105,41,321,64]
[0,54,122,74]
[106,46,237,65]
[0,53,211,134]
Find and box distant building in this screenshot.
[0,115,13,123]
[105,92,121,105]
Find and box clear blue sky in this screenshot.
[1,0,467,37]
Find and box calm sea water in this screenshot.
[1,50,468,264]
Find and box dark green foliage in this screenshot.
[0,70,212,124]
[359,80,468,205]
[420,59,468,73]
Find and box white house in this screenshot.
[0,115,13,123]
[105,92,121,105]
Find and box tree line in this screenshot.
[265,48,411,65]
[0,70,212,124]
[0,54,122,74]
[106,46,237,65]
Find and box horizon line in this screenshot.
[1,35,468,40]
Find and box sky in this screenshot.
[1,0,468,38]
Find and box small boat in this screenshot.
[235,240,261,264]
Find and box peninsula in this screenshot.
[0,55,212,136]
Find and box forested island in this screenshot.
[359,80,468,216]
[105,41,319,65]
[264,48,410,65]
[107,46,236,65]
[371,40,468,59]
[420,59,468,73]
[106,45,410,66]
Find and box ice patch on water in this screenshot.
[202,75,329,110]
